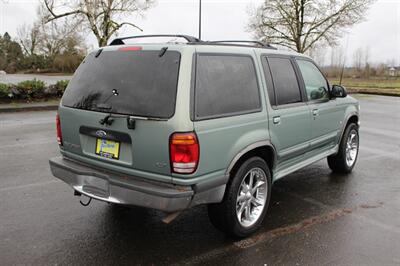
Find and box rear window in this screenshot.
[62,50,181,118]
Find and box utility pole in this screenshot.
[198,0,202,40]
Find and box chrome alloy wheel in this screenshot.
[236,167,268,228]
[345,129,359,167]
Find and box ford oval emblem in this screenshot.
[96,130,107,138]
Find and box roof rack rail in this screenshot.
[207,40,276,50]
[109,34,201,46]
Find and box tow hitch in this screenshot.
[74,190,92,206]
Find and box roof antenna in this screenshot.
[198,0,202,40]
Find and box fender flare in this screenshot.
[225,140,277,176]
[338,111,359,145]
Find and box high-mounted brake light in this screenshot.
[170,132,199,174]
[56,114,62,146]
[118,46,142,51]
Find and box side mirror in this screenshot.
[331,85,347,98]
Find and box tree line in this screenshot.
[0,4,87,74]
[1,0,154,74]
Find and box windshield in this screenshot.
[61,49,181,118]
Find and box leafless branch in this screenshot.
[41,0,155,47]
[248,0,375,53]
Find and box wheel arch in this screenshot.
[225,141,276,180]
[338,112,359,145]
[346,115,359,128]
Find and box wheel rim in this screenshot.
[236,167,268,228]
[345,129,358,167]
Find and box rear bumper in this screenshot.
[49,156,226,212]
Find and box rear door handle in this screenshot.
[312,109,319,116]
[273,116,281,124]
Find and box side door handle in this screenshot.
[312,109,319,117]
[273,116,281,124]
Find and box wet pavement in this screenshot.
[0,94,399,265]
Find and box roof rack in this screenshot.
[108,35,277,50]
[109,34,201,45]
[206,40,276,49]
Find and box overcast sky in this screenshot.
[1,0,399,65]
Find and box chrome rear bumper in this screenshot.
[49,156,194,212]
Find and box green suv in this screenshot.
[49,35,360,237]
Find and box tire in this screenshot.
[328,123,359,173]
[208,156,272,238]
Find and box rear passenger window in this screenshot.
[267,57,302,105]
[194,54,261,119]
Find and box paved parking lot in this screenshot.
[0,94,399,265]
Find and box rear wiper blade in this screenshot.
[94,89,119,112]
[94,103,112,111]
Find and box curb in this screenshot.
[0,104,59,113]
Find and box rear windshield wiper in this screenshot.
[94,103,112,111]
[93,89,119,112]
[99,113,167,128]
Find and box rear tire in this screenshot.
[328,123,359,173]
[208,157,271,238]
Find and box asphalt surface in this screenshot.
[0,94,399,265]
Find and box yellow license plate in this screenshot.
[95,139,120,159]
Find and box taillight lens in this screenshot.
[170,132,199,174]
[56,114,62,146]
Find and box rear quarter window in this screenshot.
[194,54,261,119]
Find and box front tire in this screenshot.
[208,157,271,238]
[328,123,359,173]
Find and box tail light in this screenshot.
[56,114,62,146]
[170,132,199,174]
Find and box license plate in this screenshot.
[95,139,120,159]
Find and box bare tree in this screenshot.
[17,6,86,59]
[363,46,371,78]
[353,47,363,70]
[364,46,370,66]
[248,0,375,53]
[331,45,345,68]
[38,19,84,58]
[17,23,41,56]
[41,0,154,47]
[307,44,326,66]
